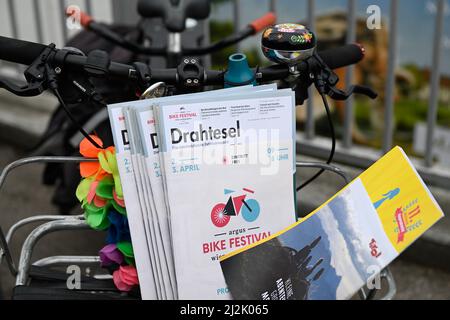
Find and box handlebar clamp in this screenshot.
[177,58,205,91]
[132,62,152,91]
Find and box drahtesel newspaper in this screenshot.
[154,88,298,299]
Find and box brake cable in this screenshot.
[52,89,105,150]
[45,61,105,150]
[296,93,335,191]
[295,52,376,191]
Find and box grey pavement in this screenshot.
[390,259,450,300]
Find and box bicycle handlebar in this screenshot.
[76,9,276,34]
[66,8,276,56]
[0,36,365,86]
[184,12,276,55]
[249,12,277,33]
[0,36,47,66]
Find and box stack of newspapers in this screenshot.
[107,85,298,300]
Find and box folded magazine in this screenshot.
[220,146,444,300]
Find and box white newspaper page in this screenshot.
[124,107,170,299]
[136,106,177,288]
[155,89,298,299]
[107,103,159,300]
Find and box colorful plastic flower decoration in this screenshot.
[76,137,126,230]
[76,135,138,293]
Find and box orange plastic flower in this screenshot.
[80,136,103,178]
[79,136,115,181]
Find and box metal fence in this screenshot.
[0,0,449,189]
[253,0,449,189]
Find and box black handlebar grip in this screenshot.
[0,36,47,65]
[318,43,365,70]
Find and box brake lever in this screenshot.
[311,52,378,101]
[0,78,45,96]
[327,84,378,100]
[0,43,57,97]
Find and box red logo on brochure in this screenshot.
[210,188,260,228]
[369,238,382,258]
[394,204,421,243]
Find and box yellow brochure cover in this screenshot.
[359,146,443,253]
[219,147,444,300]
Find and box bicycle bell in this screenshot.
[140,82,168,99]
[261,23,316,66]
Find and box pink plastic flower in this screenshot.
[113,265,139,292]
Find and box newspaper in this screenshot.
[154,88,298,299]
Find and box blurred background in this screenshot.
[0,0,449,299]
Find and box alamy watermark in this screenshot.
[66,5,82,30]
[366,5,382,30]
[366,265,382,290]
[166,125,285,176]
[66,265,92,290]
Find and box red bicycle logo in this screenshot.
[210,188,260,228]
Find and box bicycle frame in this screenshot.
[0,157,97,275]
[70,6,276,68]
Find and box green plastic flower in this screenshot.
[98,148,123,199]
[84,202,111,230]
